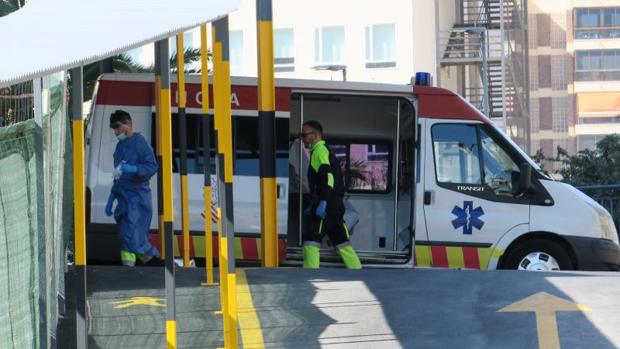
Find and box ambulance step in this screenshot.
[285,247,410,265]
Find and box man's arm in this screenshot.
[135,137,158,179]
[312,146,334,201]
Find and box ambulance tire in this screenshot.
[502,239,573,271]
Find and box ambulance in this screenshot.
[84,73,620,271]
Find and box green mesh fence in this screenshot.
[0,72,72,349]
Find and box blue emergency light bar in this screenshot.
[414,72,432,86]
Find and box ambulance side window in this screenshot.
[233,116,289,177]
[152,113,217,174]
[431,124,482,185]
[328,140,392,193]
[480,128,519,196]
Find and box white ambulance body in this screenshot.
[85,73,620,271]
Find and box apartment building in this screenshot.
[529,0,620,160]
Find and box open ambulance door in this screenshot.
[287,92,416,266]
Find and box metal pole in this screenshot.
[200,24,216,286]
[257,0,279,268]
[500,0,507,131]
[99,58,113,74]
[155,41,165,259]
[393,99,401,251]
[176,33,191,268]
[71,66,88,349]
[158,39,177,349]
[212,25,229,341]
[213,16,239,348]
[298,96,304,246]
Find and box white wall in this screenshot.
[226,0,438,84]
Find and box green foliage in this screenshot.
[534,134,620,186]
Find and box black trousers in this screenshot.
[304,196,349,247]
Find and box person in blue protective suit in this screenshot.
[104,110,160,266]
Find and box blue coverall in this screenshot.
[110,132,160,263]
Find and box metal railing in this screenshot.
[0,81,34,126]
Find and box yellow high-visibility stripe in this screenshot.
[160,88,174,221]
[237,269,265,348]
[219,61,233,183]
[260,177,278,267]
[166,320,177,349]
[181,175,190,267]
[226,272,239,348]
[256,238,262,259]
[173,235,180,257]
[478,248,492,269]
[212,34,222,133]
[327,173,334,188]
[415,245,432,267]
[200,24,209,114]
[446,246,465,269]
[235,236,243,260]
[219,235,230,338]
[73,120,86,266]
[204,186,214,284]
[176,34,186,108]
[257,21,275,111]
[155,76,164,258]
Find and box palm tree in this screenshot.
[81,47,209,100]
[0,0,24,17]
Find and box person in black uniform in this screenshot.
[300,120,361,269]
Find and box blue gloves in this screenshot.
[121,163,138,174]
[315,200,327,219]
[105,193,115,217]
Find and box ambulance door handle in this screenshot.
[424,191,432,205]
[277,183,285,199]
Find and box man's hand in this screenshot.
[105,194,115,217]
[113,164,123,180]
[121,163,138,174]
[315,200,327,219]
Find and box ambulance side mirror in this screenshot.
[516,162,534,197]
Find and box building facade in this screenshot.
[529,0,620,161]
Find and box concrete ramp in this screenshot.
[59,266,620,348]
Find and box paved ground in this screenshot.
[58,266,620,348]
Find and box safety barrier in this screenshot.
[0,72,71,349]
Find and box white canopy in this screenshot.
[0,0,239,87]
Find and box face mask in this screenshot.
[117,132,127,141]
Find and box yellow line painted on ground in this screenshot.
[237,269,265,349]
[110,296,165,309]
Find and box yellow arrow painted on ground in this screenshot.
[110,296,166,309]
[498,292,590,349]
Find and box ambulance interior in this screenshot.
[288,93,416,265]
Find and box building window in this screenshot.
[574,7,620,39]
[314,26,345,65]
[575,50,620,81]
[230,30,244,76]
[274,28,294,72]
[364,24,396,68]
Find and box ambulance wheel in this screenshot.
[502,239,573,271]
